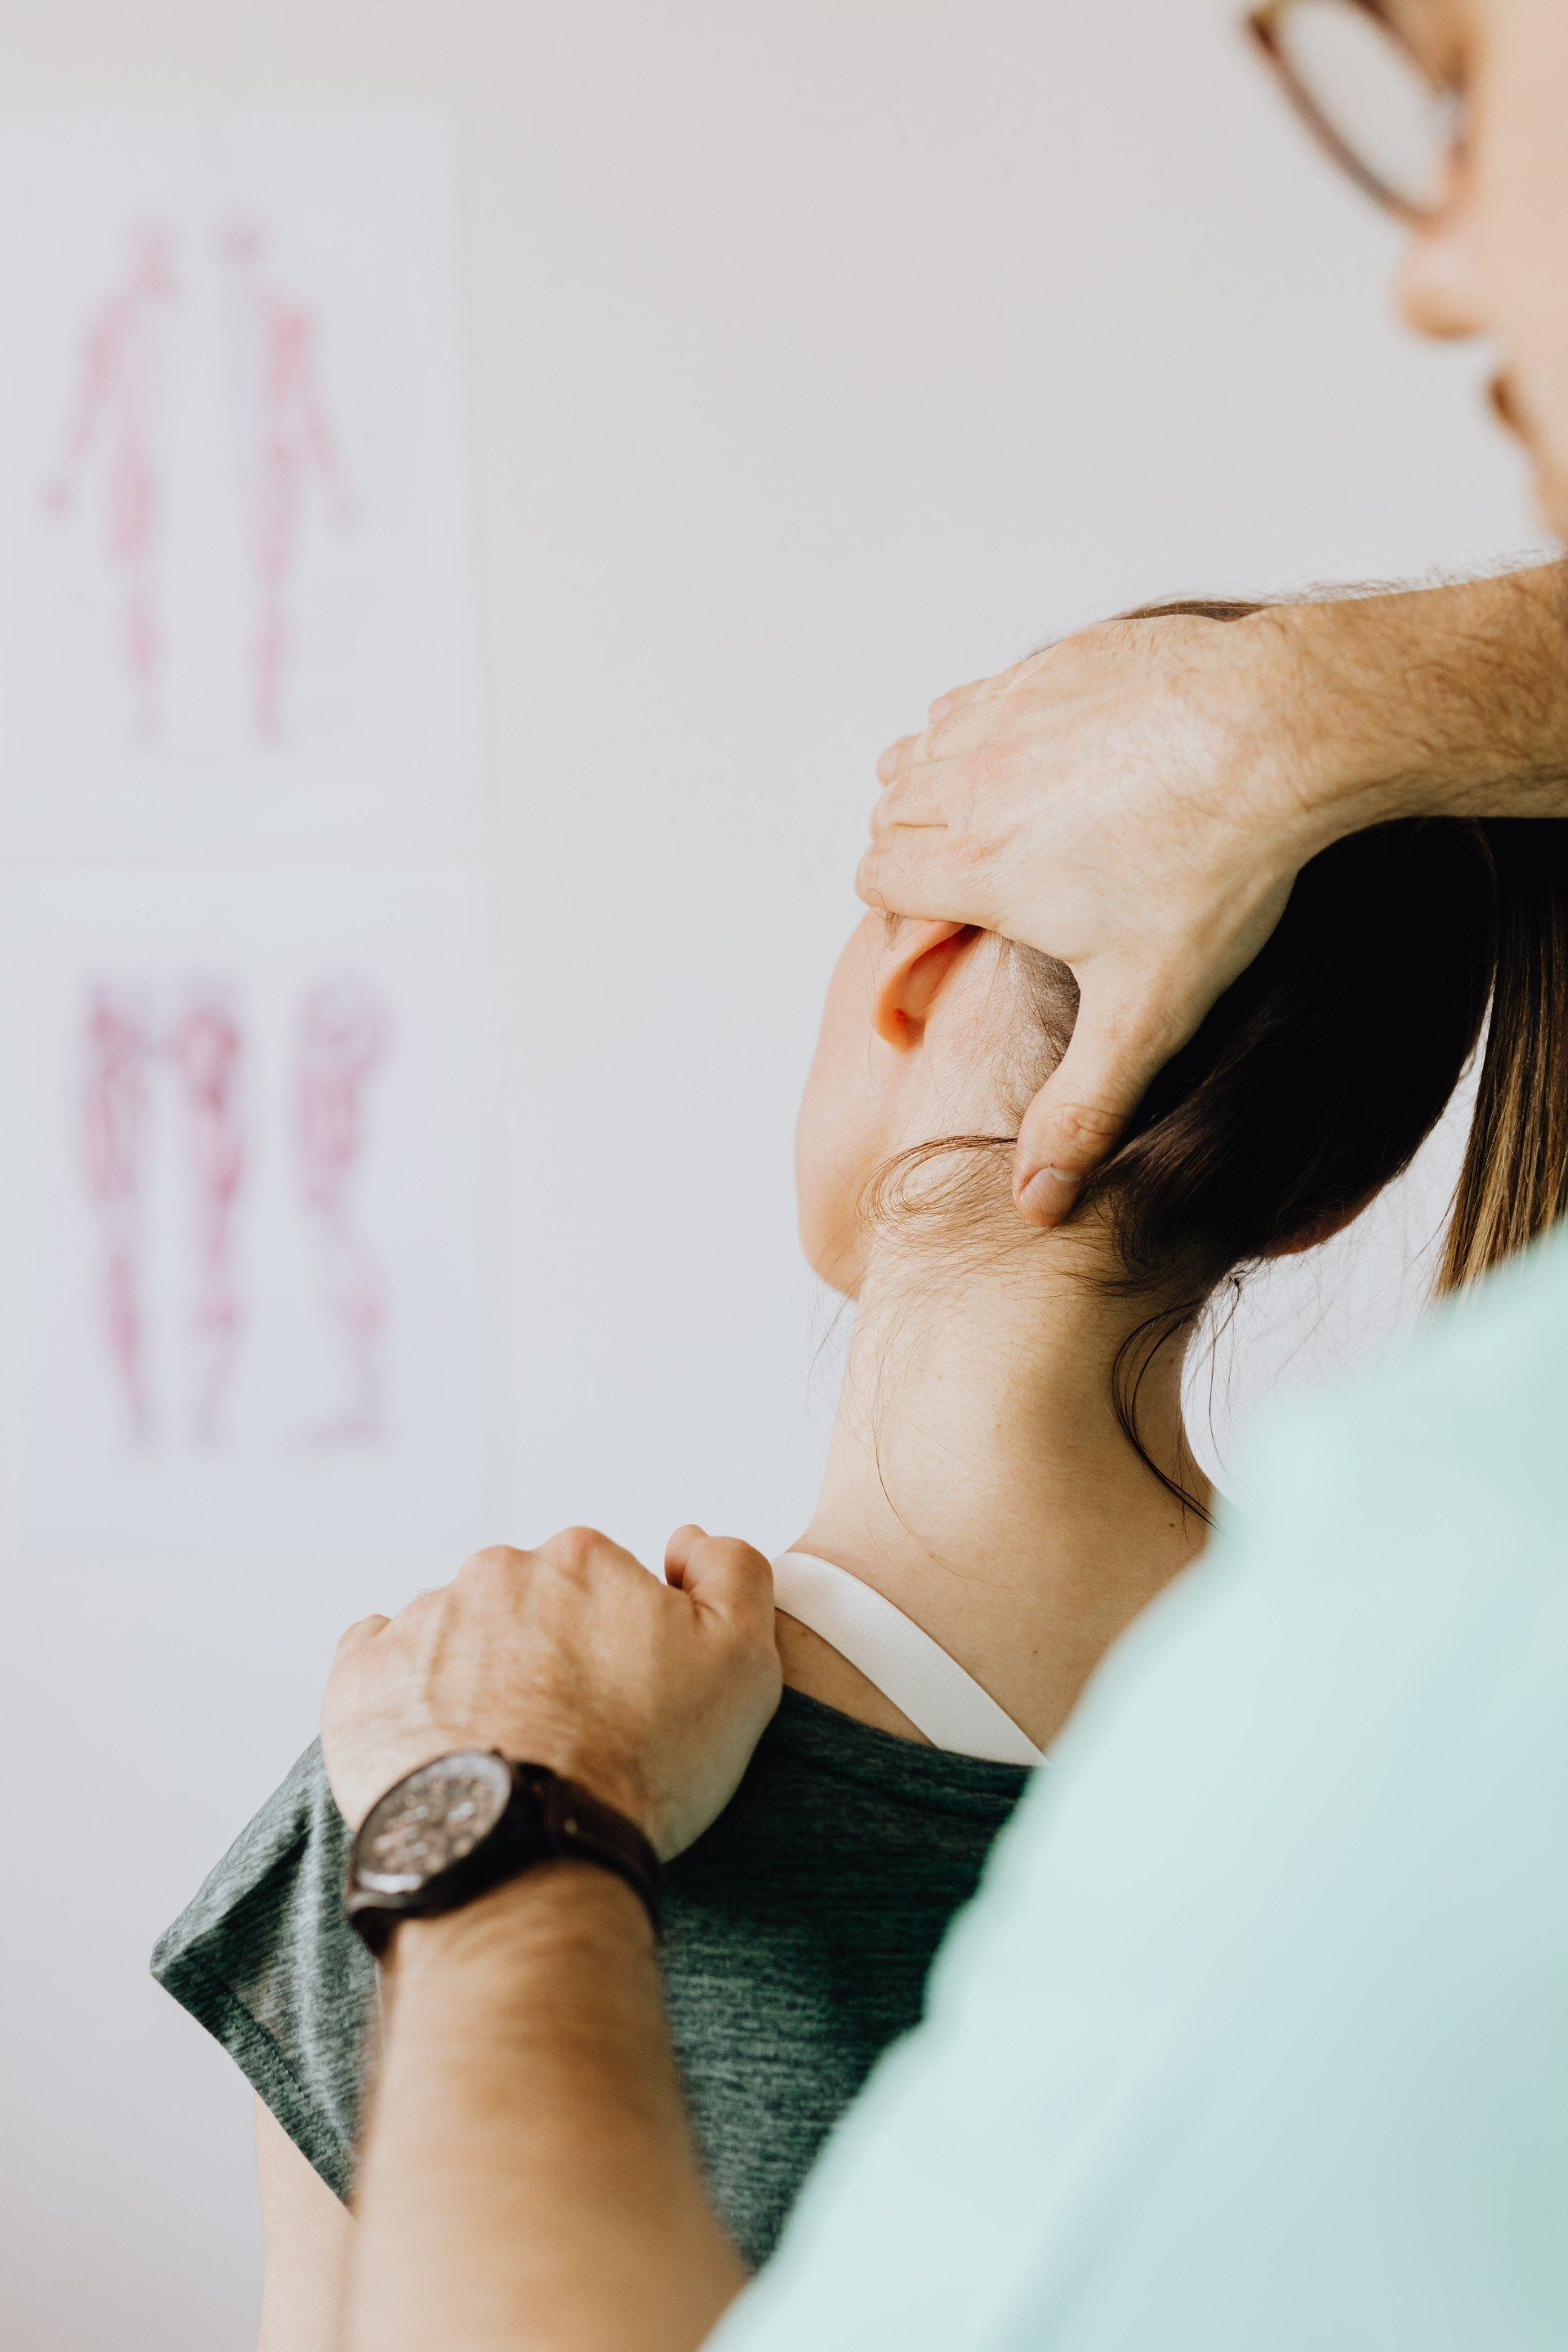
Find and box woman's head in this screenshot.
[798,600,1568,1500]
[796,912,1045,1298]
[796,826,1493,1302]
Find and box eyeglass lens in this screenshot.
[1272,0,1459,215]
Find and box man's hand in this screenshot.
[322,1524,782,1859]
[339,1525,765,2352]
[862,570,1568,1223]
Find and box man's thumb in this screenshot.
[1013,1003,1171,1227]
[332,1611,391,1658]
[665,1526,775,1632]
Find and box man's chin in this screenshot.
[1489,374,1568,539]
[1532,461,1568,543]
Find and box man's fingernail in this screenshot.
[1018,1166,1081,1223]
[927,693,954,720]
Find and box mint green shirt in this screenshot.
[715,1229,1568,2350]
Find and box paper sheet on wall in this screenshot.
[0,106,481,856]
[0,866,501,1565]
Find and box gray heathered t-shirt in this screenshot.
[152,1688,1030,2270]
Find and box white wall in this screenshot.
[0,4,1543,2346]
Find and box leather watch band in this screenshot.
[527,1765,662,1934]
[345,1754,662,1959]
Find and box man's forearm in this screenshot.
[347,1864,746,2352]
[1285,561,1568,845]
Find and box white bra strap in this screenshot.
[770,1552,1045,1767]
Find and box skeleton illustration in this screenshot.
[223,217,354,744]
[44,221,178,746]
[80,984,158,1441]
[80,972,394,1451]
[296,976,391,1442]
[166,986,247,1445]
[80,977,247,1446]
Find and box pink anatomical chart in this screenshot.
[80,970,396,1454]
[0,112,498,1566]
[0,108,480,855]
[0,866,500,1563]
[81,977,249,1449]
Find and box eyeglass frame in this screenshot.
[1245,0,1459,226]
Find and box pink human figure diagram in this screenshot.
[79,978,247,1447]
[166,987,247,1447]
[80,985,158,1442]
[224,218,355,746]
[296,976,392,1444]
[43,220,178,746]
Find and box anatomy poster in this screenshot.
[0,108,481,856]
[0,866,501,1563]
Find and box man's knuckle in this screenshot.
[551,1524,606,1575]
[1052,1099,1125,1150]
[462,1544,519,1579]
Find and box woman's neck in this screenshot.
[786,1241,1210,1750]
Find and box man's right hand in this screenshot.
[322,1524,782,1861]
[860,568,1568,1224]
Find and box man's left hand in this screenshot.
[321,1524,782,1859]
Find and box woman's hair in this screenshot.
[875,597,1568,1513]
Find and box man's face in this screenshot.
[1394,0,1568,534]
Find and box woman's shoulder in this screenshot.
[741,1685,1034,1816]
[667,1687,1031,1931]
[147,1697,1031,2217]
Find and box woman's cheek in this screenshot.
[794,1085,873,1296]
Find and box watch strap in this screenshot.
[524,1764,662,1936]
[345,1756,661,1959]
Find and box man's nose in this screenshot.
[1394,201,1488,345]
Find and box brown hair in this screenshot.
[1441,816,1568,1286]
[881,598,1568,1512]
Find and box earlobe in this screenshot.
[871,920,975,1049]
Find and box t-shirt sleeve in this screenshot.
[150,1740,376,2201]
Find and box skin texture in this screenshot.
[255,2100,350,2352]
[314,6,1568,2350]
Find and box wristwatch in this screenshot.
[344,1750,662,1958]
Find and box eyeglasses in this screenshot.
[1246,0,1465,224]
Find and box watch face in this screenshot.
[355,1750,514,1893]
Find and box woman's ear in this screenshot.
[871,921,977,1049]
